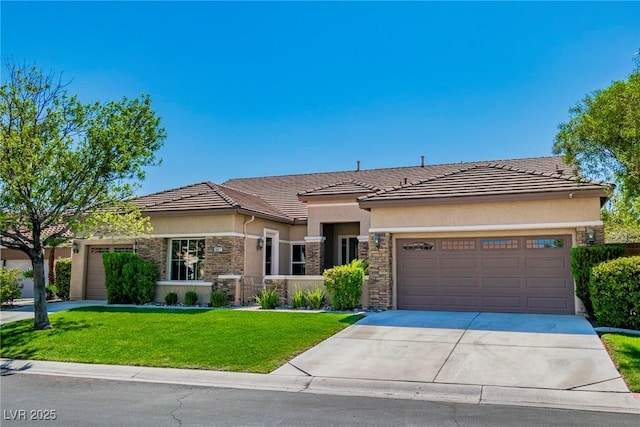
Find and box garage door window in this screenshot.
[441,240,475,250]
[170,239,205,281]
[482,239,518,249]
[526,238,564,249]
[402,242,435,251]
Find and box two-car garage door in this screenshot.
[396,236,574,314]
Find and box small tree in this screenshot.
[0,61,166,329]
[0,267,23,305]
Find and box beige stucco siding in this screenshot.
[307,202,371,236]
[371,198,601,229]
[146,213,238,235]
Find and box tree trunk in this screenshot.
[48,246,56,286]
[31,248,52,330]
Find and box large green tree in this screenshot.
[0,62,166,329]
[553,65,640,238]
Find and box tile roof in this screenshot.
[133,156,605,222]
[358,164,610,206]
[134,181,292,222]
[298,181,379,199]
[223,156,575,220]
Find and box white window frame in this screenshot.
[263,229,279,276]
[168,238,206,281]
[290,242,306,275]
[338,234,359,265]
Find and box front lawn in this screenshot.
[601,333,640,392]
[0,307,362,373]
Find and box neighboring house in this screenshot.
[1,224,73,298]
[69,156,610,314]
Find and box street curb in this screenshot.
[2,359,639,414]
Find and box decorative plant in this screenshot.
[164,292,178,306]
[291,287,307,309]
[209,291,228,307]
[323,259,364,310]
[45,284,57,300]
[0,267,23,305]
[184,290,199,306]
[305,287,326,310]
[254,287,278,309]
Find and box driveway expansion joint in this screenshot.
[433,312,481,383]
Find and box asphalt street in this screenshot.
[1,374,638,427]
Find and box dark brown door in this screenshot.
[396,236,574,314]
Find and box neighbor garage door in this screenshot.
[85,245,134,299]
[396,236,574,314]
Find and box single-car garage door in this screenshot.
[396,236,574,314]
[85,245,134,299]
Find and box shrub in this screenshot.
[255,287,278,309]
[589,256,640,329]
[210,291,228,307]
[184,290,199,306]
[54,259,72,300]
[306,287,326,310]
[323,259,364,310]
[570,245,626,318]
[103,252,157,304]
[291,287,307,309]
[165,292,178,305]
[45,284,58,300]
[102,252,139,304]
[0,267,23,305]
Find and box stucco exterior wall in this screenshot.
[307,202,371,236]
[370,197,601,229]
[147,212,238,234]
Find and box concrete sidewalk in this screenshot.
[0,300,108,325]
[1,358,638,414]
[1,305,639,413]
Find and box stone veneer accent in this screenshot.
[203,236,244,280]
[305,241,325,276]
[136,238,168,280]
[367,232,393,309]
[358,240,369,261]
[575,225,605,247]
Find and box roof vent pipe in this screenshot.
[356,160,360,172]
[421,155,425,168]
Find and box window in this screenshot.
[482,239,518,250]
[291,244,306,275]
[526,238,564,249]
[339,236,358,265]
[170,239,205,280]
[402,241,435,251]
[441,240,475,251]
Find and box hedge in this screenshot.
[589,256,640,329]
[54,259,72,301]
[102,252,157,304]
[323,259,365,310]
[570,245,626,318]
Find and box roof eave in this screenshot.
[358,188,610,209]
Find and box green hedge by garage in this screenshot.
[570,245,626,318]
[589,256,640,330]
[102,252,158,304]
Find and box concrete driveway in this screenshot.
[274,310,628,392]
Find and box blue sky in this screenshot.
[2,1,639,196]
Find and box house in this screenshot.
[68,156,610,314]
[1,224,73,298]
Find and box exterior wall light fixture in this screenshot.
[257,237,264,250]
[373,233,382,249]
[586,227,595,246]
[72,241,79,253]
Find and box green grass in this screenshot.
[601,333,640,392]
[0,307,362,373]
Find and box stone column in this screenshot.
[204,236,244,281]
[136,238,168,280]
[357,235,370,261]
[367,232,393,309]
[575,225,605,247]
[304,236,326,275]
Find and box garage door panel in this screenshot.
[439,257,477,269]
[397,236,573,314]
[526,277,571,290]
[481,257,520,269]
[482,277,521,289]
[526,257,567,269]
